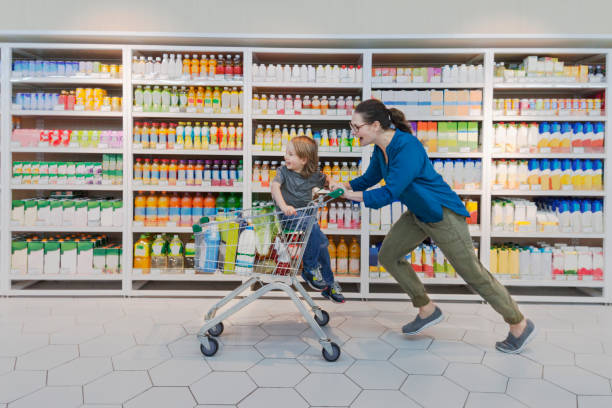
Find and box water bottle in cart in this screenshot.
[201,224,220,273]
[235,225,256,275]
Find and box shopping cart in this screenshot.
[192,188,345,362]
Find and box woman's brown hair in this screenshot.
[290,136,319,178]
[355,98,413,133]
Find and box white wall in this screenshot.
[2,0,612,37]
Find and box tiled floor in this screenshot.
[1,297,611,408]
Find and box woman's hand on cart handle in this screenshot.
[281,205,297,216]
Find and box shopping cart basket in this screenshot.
[192,188,345,362]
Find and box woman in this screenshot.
[335,99,535,354]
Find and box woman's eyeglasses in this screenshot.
[350,122,367,133]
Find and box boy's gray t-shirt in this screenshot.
[273,166,326,208]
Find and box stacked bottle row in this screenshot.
[493,97,603,116]
[12,196,123,228]
[373,89,483,116]
[413,122,480,153]
[369,240,479,279]
[12,59,123,79]
[494,56,605,83]
[12,128,123,149]
[12,155,123,186]
[253,124,360,152]
[493,122,605,153]
[132,53,243,81]
[252,63,363,83]
[372,64,484,84]
[252,94,360,116]
[432,159,482,190]
[11,234,121,276]
[133,121,243,151]
[490,244,603,281]
[134,192,242,227]
[133,158,243,187]
[14,88,122,112]
[133,85,243,113]
[329,237,360,276]
[133,234,194,273]
[491,197,603,234]
[317,202,362,231]
[491,159,603,191]
[253,161,361,188]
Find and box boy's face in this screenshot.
[285,143,307,173]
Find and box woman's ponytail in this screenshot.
[355,99,414,134]
[388,108,413,133]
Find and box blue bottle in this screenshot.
[203,224,220,273]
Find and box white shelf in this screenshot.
[11,184,124,191]
[491,189,604,197]
[428,151,483,158]
[132,273,244,281]
[12,147,123,154]
[252,114,352,121]
[370,277,604,288]
[336,276,362,283]
[372,82,485,89]
[492,152,606,159]
[133,184,243,192]
[371,224,481,236]
[494,82,607,89]
[11,77,123,85]
[132,111,244,119]
[132,225,194,234]
[251,150,363,157]
[133,79,244,87]
[491,231,604,239]
[403,116,483,121]
[320,228,361,236]
[494,115,606,122]
[454,189,483,195]
[133,148,243,156]
[12,110,123,117]
[10,274,123,281]
[10,226,123,233]
[252,81,363,89]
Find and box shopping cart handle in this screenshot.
[192,216,210,233]
[328,188,345,199]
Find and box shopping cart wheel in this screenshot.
[208,322,224,337]
[322,342,341,362]
[200,336,219,357]
[314,310,330,327]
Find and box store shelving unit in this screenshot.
[0,44,609,304]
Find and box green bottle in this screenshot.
[161,86,171,112]
[215,193,226,214]
[152,85,161,112]
[143,85,152,112]
[170,86,179,110]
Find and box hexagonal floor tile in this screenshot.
[238,388,308,408]
[419,324,466,341]
[48,357,113,386]
[578,396,612,408]
[465,392,527,408]
[207,346,263,371]
[380,329,432,350]
[247,358,308,387]
[8,386,82,408]
[112,345,171,370]
[0,371,46,404]
[124,387,196,408]
[482,352,542,378]
[168,335,202,358]
[133,325,186,345]
[446,315,496,332]
[576,354,612,380]
[351,390,420,408]
[342,338,396,360]
[84,371,151,404]
[337,318,386,338]
[16,345,78,370]
[103,317,155,334]
[152,309,200,325]
[544,365,611,395]
[50,325,104,345]
[296,373,360,406]
[369,301,411,313]
[22,316,75,334]
[507,378,576,408]
[444,363,508,392]
[0,334,48,357]
[429,340,484,363]
[346,360,407,389]
[190,372,256,405]
[296,346,355,374]
[261,317,309,336]
[0,358,14,376]
[255,336,309,358]
[375,312,412,329]
[521,341,574,365]
[462,330,503,352]
[547,332,604,354]
[219,325,269,346]
[300,326,350,347]
[400,375,468,408]
[80,334,136,357]
[390,349,448,375]
[149,357,211,386]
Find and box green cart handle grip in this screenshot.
[328,188,344,199]
[192,216,210,233]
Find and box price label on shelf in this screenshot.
[100,106,111,112]
[562,185,574,191]
[438,147,449,153]
[459,147,472,153]
[573,147,585,154]
[492,147,503,154]
[519,147,530,154]
[519,184,530,191]
[169,107,180,113]
[186,107,197,113]
[539,147,551,154]
[531,185,542,191]
[492,184,504,190]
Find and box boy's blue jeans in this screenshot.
[279,212,334,285]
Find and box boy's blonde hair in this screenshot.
[290,136,319,178]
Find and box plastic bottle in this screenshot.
[157,191,169,226]
[134,191,146,223]
[272,125,282,151]
[336,237,348,275]
[203,193,216,217]
[145,192,158,226]
[168,235,184,272]
[184,235,196,270]
[235,226,256,275]
[151,234,168,269]
[331,161,341,183]
[168,192,181,225]
[180,193,192,226]
[201,223,220,273]
[192,192,204,222]
[133,235,151,269]
[255,124,264,148]
[328,239,337,273]
[349,237,360,276]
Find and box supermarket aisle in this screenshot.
[0,298,611,408]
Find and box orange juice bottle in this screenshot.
[187,87,196,109]
[159,159,169,185]
[227,122,236,150]
[322,161,332,178]
[168,123,176,149]
[336,237,348,275]
[328,239,337,273]
[427,121,438,152]
[134,158,143,184]
[219,122,228,149]
[195,160,204,185]
[210,122,219,148]
[141,122,151,149]
[168,159,178,185]
[182,54,191,76]
[212,87,221,113]
[142,158,151,185]
[177,160,187,185]
[180,193,193,226]
[192,192,204,221]
[320,96,329,115]
[134,191,146,223]
[208,55,217,77]
[157,191,169,226]
[133,234,151,270]
[169,192,181,224]
[190,54,200,76]
[199,55,209,78]
[186,160,195,186]
[150,159,160,185]
[196,86,204,111]
[331,161,341,183]
[349,237,360,277]
[145,192,158,226]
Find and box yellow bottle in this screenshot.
[182,55,191,76]
[264,125,273,151]
[230,87,240,113]
[336,238,348,275]
[204,87,213,111]
[219,122,228,150]
[133,234,151,271]
[349,237,360,277]
[281,125,290,150]
[199,55,209,78]
[212,87,221,113]
[328,239,337,274]
[255,124,264,148]
[331,161,341,183]
[187,86,196,109]
[176,122,185,148]
[272,125,282,151]
[196,87,205,111]
[185,122,193,149]
[201,122,209,149]
[221,87,231,112]
[194,122,202,149]
[323,162,332,178]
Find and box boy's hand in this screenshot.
[281,205,297,216]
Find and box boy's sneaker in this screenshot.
[322,282,346,303]
[402,306,444,335]
[301,268,326,291]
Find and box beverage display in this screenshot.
[494,57,605,83]
[413,121,480,152]
[431,159,482,190]
[372,89,483,116]
[133,121,243,151]
[372,64,484,84]
[12,128,123,149]
[252,63,362,83]
[12,155,123,186]
[493,97,603,116]
[252,93,360,116]
[133,85,243,113]
[253,160,361,188]
[252,123,360,152]
[14,88,122,111]
[12,59,123,79]
[134,159,242,187]
[132,53,242,81]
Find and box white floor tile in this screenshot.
[133,324,186,345]
[521,341,575,365]
[124,387,196,408]
[346,360,407,389]
[429,340,485,363]
[190,372,256,405]
[9,386,82,408]
[168,335,203,358]
[419,324,466,341]
[22,316,75,334]
[0,371,46,404]
[544,365,612,395]
[260,318,309,336]
[342,338,396,360]
[375,312,412,329]
[351,390,420,408]
[0,358,14,376]
[507,378,577,408]
[296,373,360,406]
[465,393,527,408]
[79,334,136,357]
[400,375,468,408]
[16,345,78,370]
[48,357,113,386]
[219,325,268,346]
[84,371,151,404]
[206,346,263,371]
[238,388,308,408]
[337,318,386,338]
[149,357,211,386]
[255,336,308,358]
[578,396,612,408]
[576,354,612,380]
[482,352,543,378]
[296,346,355,374]
[111,345,171,370]
[390,349,448,375]
[547,331,605,354]
[247,358,308,387]
[50,325,104,345]
[380,329,432,349]
[444,362,508,392]
[0,334,49,357]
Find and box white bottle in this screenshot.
[476,65,484,82]
[332,65,341,83]
[267,94,276,114]
[454,160,465,189]
[308,65,316,83]
[506,123,518,153]
[458,64,468,83]
[275,64,284,82]
[348,66,356,83]
[593,201,603,233]
[316,65,325,83]
[276,95,285,114]
[294,95,302,114]
[325,64,333,83]
[343,202,352,228]
[160,54,169,79]
[467,65,476,83]
[443,160,455,186]
[175,54,183,79]
[442,65,451,82]
[496,160,508,188]
[329,202,337,226]
[235,226,256,275]
[292,65,300,82]
[132,56,139,75]
[299,64,308,82]
[356,65,363,83]
[507,160,519,189]
[266,64,276,82]
[138,56,146,76]
[518,160,529,185]
[450,64,459,82]
[283,64,292,82]
[527,123,539,152]
[494,123,507,152]
[517,123,528,151]
[153,57,162,78]
[145,56,154,77]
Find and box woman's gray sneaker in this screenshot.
[495,319,537,354]
[402,306,444,335]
